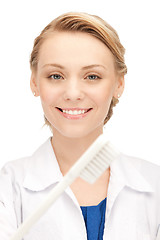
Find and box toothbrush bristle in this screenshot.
[79,142,119,183]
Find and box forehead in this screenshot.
[38,31,115,70]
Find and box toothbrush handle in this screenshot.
[10,174,74,240]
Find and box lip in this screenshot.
[57,107,90,111]
[56,107,92,120]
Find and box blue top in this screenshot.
[80,198,107,240]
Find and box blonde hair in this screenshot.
[30,12,127,125]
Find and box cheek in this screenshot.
[90,84,114,107]
[39,83,59,106]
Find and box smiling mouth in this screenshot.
[56,107,92,115]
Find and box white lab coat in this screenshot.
[0,138,160,240]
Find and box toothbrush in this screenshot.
[10,134,120,240]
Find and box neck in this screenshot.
[51,130,103,175]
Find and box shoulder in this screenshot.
[0,139,49,180]
[123,154,160,176]
[0,156,32,185]
[0,138,53,188]
[121,154,160,192]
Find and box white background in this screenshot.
[0,0,159,169]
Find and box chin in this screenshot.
[56,129,90,139]
[51,123,103,140]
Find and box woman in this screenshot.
[0,12,160,240]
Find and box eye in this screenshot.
[87,75,101,80]
[49,74,62,80]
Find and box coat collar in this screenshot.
[23,138,154,194]
[109,154,154,193]
[23,138,63,191]
[105,153,154,224]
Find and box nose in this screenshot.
[63,78,85,101]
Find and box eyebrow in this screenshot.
[42,63,108,71]
[42,63,65,69]
[82,64,107,71]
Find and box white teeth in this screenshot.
[62,109,86,115]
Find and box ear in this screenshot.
[113,75,125,98]
[30,72,39,97]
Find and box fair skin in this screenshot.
[31,31,124,205]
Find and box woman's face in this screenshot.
[31,31,124,139]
